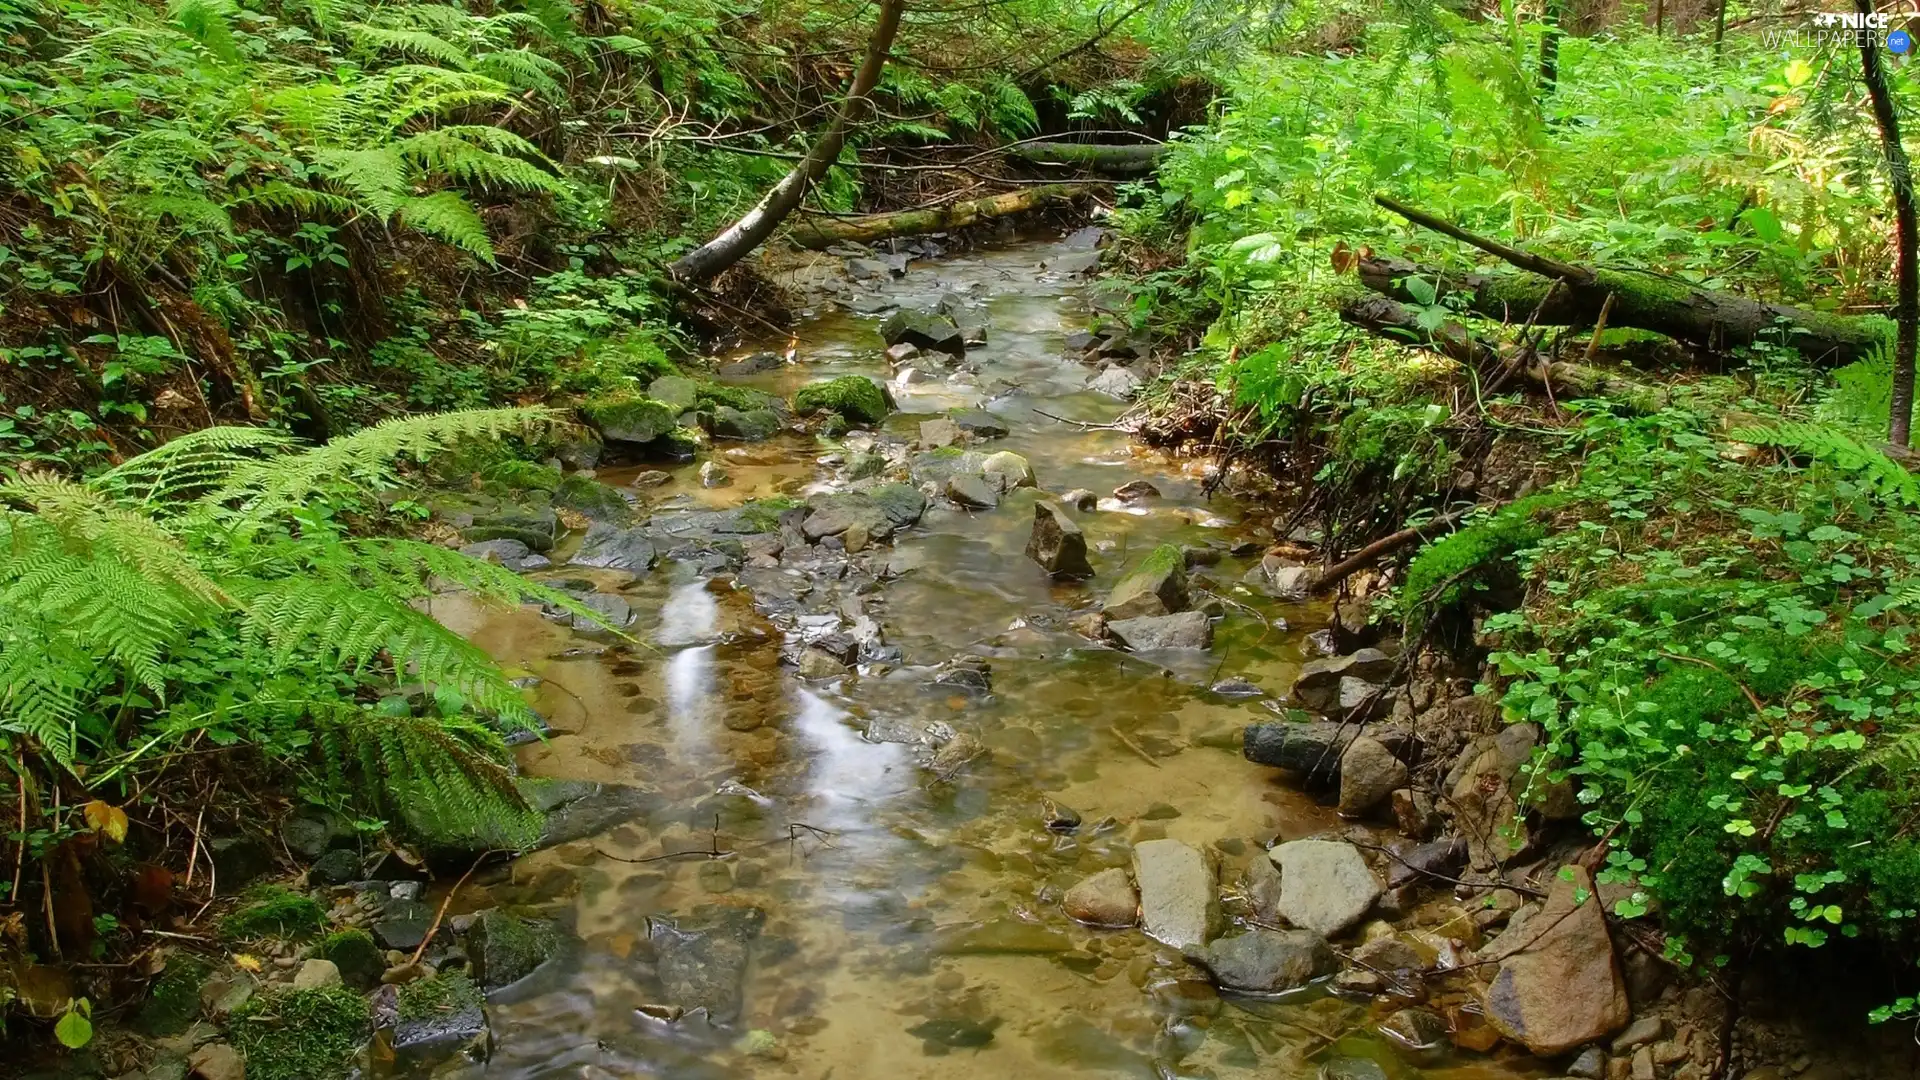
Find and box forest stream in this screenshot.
[407,234,1541,1080]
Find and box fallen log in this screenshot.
[1338,294,1667,413]
[786,184,1092,249]
[1369,194,1892,366]
[1009,141,1166,175]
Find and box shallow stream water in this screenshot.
[425,236,1548,1080]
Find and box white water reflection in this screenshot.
[790,685,912,832]
[655,580,718,647]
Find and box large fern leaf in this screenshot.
[1728,420,1920,507]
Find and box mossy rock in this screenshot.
[315,929,384,991]
[228,985,370,1080]
[1104,544,1190,620]
[397,971,484,1022]
[579,394,677,445]
[647,375,701,412]
[712,406,785,441]
[220,885,327,941]
[792,376,891,426]
[735,496,804,534]
[553,474,634,523]
[135,954,212,1036]
[467,910,559,990]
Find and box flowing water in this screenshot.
[424,236,1547,1080]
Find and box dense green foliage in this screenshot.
[228,984,371,1080]
[1119,4,1920,1012]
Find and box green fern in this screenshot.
[1728,420,1920,507]
[1,410,604,848]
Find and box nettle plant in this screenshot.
[1460,404,1920,1011]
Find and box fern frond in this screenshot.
[398,192,494,261]
[227,181,358,216]
[168,0,240,61]
[94,426,295,507]
[473,47,565,99]
[310,146,409,215]
[395,128,561,191]
[343,22,472,69]
[207,407,558,520]
[1728,420,1920,507]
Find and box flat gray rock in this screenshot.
[1270,839,1381,937]
[1133,838,1216,950]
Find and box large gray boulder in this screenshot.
[570,523,656,574]
[1242,720,1356,782]
[1337,736,1408,817]
[1269,839,1381,937]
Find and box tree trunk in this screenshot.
[1714,0,1728,57]
[1539,0,1563,97]
[787,184,1093,248]
[667,0,906,284]
[1008,141,1167,175]
[1858,0,1918,446]
[1354,253,1891,367]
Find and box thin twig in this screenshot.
[409,849,500,965]
[1108,725,1161,768]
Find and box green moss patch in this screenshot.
[792,376,891,426]
[315,929,384,990]
[135,954,212,1036]
[228,985,370,1080]
[579,394,677,444]
[220,886,327,941]
[397,971,483,1022]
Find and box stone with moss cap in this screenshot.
[220,885,327,941]
[315,928,383,990]
[579,393,677,445]
[1102,544,1189,619]
[467,909,559,990]
[227,985,371,1080]
[792,376,892,426]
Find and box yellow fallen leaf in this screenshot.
[81,800,128,844]
[231,954,262,973]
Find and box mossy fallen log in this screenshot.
[785,184,1092,249]
[1007,141,1167,174]
[1355,254,1890,367]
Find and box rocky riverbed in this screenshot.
[124,230,1851,1080]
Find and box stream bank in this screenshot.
[72,230,1888,1080]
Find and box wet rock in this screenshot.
[1133,838,1216,950]
[632,469,671,487]
[1061,488,1098,511]
[1568,1046,1608,1078]
[718,351,782,376]
[711,406,784,441]
[1112,479,1159,501]
[697,461,730,488]
[932,920,1070,954]
[1087,366,1142,399]
[1242,720,1355,781]
[930,657,992,694]
[650,906,765,1023]
[1631,1046,1655,1080]
[1047,250,1102,276]
[1188,928,1337,994]
[373,900,437,952]
[1479,865,1628,1056]
[468,910,557,991]
[283,807,351,861]
[796,648,848,679]
[908,1016,1000,1050]
[581,395,676,448]
[392,990,488,1063]
[880,309,965,356]
[571,592,635,631]
[1611,1016,1667,1053]
[292,959,341,991]
[1385,837,1464,889]
[1043,799,1081,833]
[1026,501,1093,579]
[1064,225,1107,250]
[950,409,1008,438]
[570,523,656,574]
[946,473,998,509]
[1353,935,1427,973]
[847,257,892,281]
[1063,868,1137,927]
[187,1043,244,1080]
[1210,677,1263,697]
[460,537,547,572]
[1289,649,1394,711]
[1391,788,1439,840]
[1107,611,1212,651]
[1318,1057,1389,1080]
[1240,853,1284,923]
[1266,564,1318,600]
[1270,840,1382,937]
[1102,544,1188,619]
[1333,968,1384,995]
[919,418,961,448]
[1447,725,1541,869]
[981,450,1035,491]
[646,375,700,412]
[1338,737,1409,817]
[1378,1007,1451,1057]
